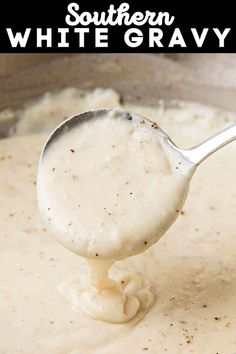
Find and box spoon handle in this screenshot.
[181,124,236,165]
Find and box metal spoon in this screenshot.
[42,108,236,169]
[38,109,236,259]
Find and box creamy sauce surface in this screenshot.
[37,109,191,323]
[37,110,190,260]
[0,88,236,353]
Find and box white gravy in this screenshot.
[0,88,236,353]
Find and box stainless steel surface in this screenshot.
[179,124,236,165]
[1,53,236,137]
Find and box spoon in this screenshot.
[37,109,236,260]
[42,109,236,166]
[41,109,236,186]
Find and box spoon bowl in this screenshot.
[37,109,236,260]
